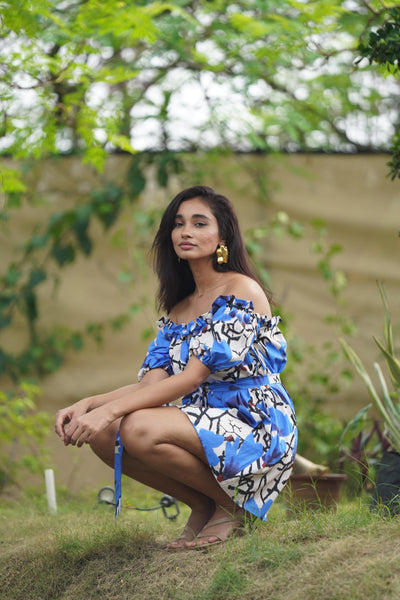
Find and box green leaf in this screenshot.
[0,315,11,330]
[72,222,92,255]
[129,304,141,317]
[0,165,27,194]
[70,334,83,350]
[327,244,343,258]
[374,336,400,386]
[340,338,382,407]
[51,243,75,266]
[339,403,372,445]
[92,183,124,228]
[43,354,63,373]
[23,289,38,322]
[30,234,49,249]
[74,204,93,222]
[109,134,136,154]
[127,160,146,197]
[288,221,304,238]
[141,327,155,341]
[377,281,394,356]
[28,268,47,288]
[118,270,133,284]
[373,363,400,450]
[0,294,15,311]
[4,265,21,286]
[310,218,327,231]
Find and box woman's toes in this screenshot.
[167,538,186,550]
[166,525,196,550]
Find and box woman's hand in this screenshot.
[62,405,115,448]
[55,399,90,445]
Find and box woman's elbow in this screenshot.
[183,357,210,391]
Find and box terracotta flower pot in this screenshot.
[284,473,348,513]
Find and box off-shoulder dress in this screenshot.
[114,295,297,520]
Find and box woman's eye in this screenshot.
[195,222,206,227]
[174,222,183,228]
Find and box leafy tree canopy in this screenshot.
[0,0,399,176]
[359,7,400,179]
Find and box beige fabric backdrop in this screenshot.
[1,153,398,492]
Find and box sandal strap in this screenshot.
[201,516,244,530]
[177,525,196,540]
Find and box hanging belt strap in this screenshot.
[114,430,123,518]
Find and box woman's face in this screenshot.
[171,197,222,263]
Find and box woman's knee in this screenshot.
[89,425,117,466]
[119,410,153,455]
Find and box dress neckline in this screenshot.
[162,294,275,328]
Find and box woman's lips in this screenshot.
[179,243,195,250]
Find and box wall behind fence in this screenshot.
[1,152,398,493]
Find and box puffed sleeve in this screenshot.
[137,318,173,381]
[189,296,259,373]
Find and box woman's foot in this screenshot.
[167,499,215,550]
[185,506,247,550]
[167,524,196,550]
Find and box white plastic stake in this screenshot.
[44,469,57,514]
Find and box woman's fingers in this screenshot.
[55,401,89,443]
[68,417,93,447]
[58,406,111,448]
[55,409,71,440]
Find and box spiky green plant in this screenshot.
[340,282,400,454]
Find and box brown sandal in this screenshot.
[187,514,247,550]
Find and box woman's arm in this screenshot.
[85,368,171,410]
[55,368,170,443]
[63,357,210,447]
[110,357,209,419]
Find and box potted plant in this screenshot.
[340,283,400,515]
[285,461,347,513]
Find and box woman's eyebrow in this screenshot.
[175,213,210,220]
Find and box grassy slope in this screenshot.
[1,489,400,600]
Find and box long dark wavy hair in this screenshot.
[152,185,270,313]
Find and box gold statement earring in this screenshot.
[216,244,228,264]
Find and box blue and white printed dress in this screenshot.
[115,295,297,520]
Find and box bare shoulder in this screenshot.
[226,273,272,317]
[167,297,189,323]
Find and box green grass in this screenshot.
[1,485,400,600]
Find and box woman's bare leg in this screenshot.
[90,406,246,548]
[89,418,215,547]
[119,407,237,505]
[118,406,246,547]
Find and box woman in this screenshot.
[55,185,297,550]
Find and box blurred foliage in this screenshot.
[341,283,400,454]
[0,382,50,491]
[360,8,400,70]
[0,152,184,382]
[339,284,400,493]
[359,7,400,179]
[0,151,183,490]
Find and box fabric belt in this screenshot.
[202,374,281,390]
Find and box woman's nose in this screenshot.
[181,225,192,237]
